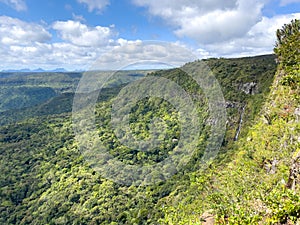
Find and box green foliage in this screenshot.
[280,67,300,92]
[274,19,300,69]
[0,54,279,224]
[264,188,300,224]
[0,71,150,124]
[162,19,300,224]
[0,86,57,112]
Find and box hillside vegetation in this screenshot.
[162,19,300,225]
[0,20,299,224]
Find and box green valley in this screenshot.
[0,19,299,225]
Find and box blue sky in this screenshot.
[0,0,299,70]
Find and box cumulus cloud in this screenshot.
[77,0,110,12]
[132,0,300,58]
[200,13,300,58]
[0,15,186,70]
[1,6,299,71]
[132,0,266,44]
[0,17,111,70]
[92,40,197,70]
[52,20,114,47]
[133,0,238,17]
[0,16,195,71]
[3,41,109,71]
[0,0,27,11]
[0,16,51,45]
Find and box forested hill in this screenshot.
[0,20,299,225]
[162,19,300,224]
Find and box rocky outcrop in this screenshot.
[200,211,215,225]
[265,159,279,174]
[286,151,300,190]
[294,107,300,121]
[240,82,257,95]
[225,101,236,108]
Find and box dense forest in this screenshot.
[0,20,299,224]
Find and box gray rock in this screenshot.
[240,82,257,95]
[294,108,300,121]
[287,151,300,190]
[225,101,236,108]
[265,159,278,174]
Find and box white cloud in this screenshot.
[0,0,27,11]
[0,8,299,71]
[280,0,300,6]
[132,0,266,44]
[0,17,196,71]
[132,0,300,58]
[0,17,112,70]
[52,20,114,47]
[77,0,109,12]
[200,13,300,58]
[0,16,51,45]
[3,41,108,71]
[72,13,86,22]
[92,40,197,70]
[133,0,238,17]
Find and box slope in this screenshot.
[162,19,300,225]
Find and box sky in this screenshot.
[0,0,299,71]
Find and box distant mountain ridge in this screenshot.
[1,68,68,73]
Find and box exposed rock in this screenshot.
[240,82,257,95]
[294,108,300,121]
[294,108,300,116]
[264,159,279,174]
[225,101,236,108]
[262,113,272,125]
[200,211,215,225]
[286,151,300,190]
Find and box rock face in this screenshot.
[240,82,257,95]
[265,159,279,174]
[200,211,215,225]
[286,151,300,190]
[225,101,236,108]
[295,108,300,121]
